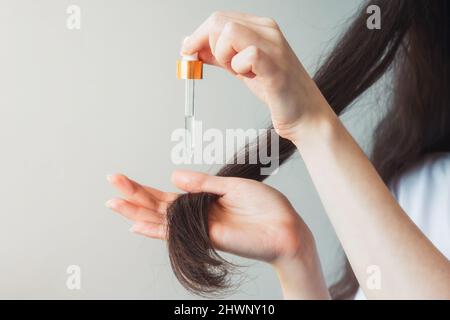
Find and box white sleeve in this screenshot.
[391,153,450,259]
[354,153,450,300]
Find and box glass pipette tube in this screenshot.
[185,79,195,153]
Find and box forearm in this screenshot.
[291,104,450,299]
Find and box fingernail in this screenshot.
[106,174,114,183]
[176,173,192,185]
[129,225,139,233]
[181,36,191,53]
[105,199,117,209]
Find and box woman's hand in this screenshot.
[106,170,310,263]
[181,11,329,140]
[106,170,330,299]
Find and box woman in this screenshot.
[105,0,450,299]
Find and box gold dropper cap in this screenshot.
[177,54,203,80]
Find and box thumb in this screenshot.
[171,170,233,196]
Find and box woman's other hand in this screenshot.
[106,170,309,264]
[106,171,330,299]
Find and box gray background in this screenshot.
[0,0,382,299]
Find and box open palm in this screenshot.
[106,170,311,264]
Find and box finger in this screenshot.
[142,185,178,203]
[214,22,263,69]
[181,15,223,64]
[171,170,240,196]
[130,222,167,240]
[106,174,170,213]
[231,45,275,77]
[182,12,273,59]
[107,173,172,202]
[105,198,165,224]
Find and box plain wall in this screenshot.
[0,0,379,299]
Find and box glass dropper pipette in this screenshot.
[185,77,195,152]
[177,52,203,155]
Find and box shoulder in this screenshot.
[391,153,450,200]
[397,152,450,182]
[391,153,450,258]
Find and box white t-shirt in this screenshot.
[354,153,450,300]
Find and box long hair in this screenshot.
[166,0,450,299]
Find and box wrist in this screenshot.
[271,229,331,300]
[274,86,337,145]
[290,102,339,148]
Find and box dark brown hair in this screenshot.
[166,0,450,299]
